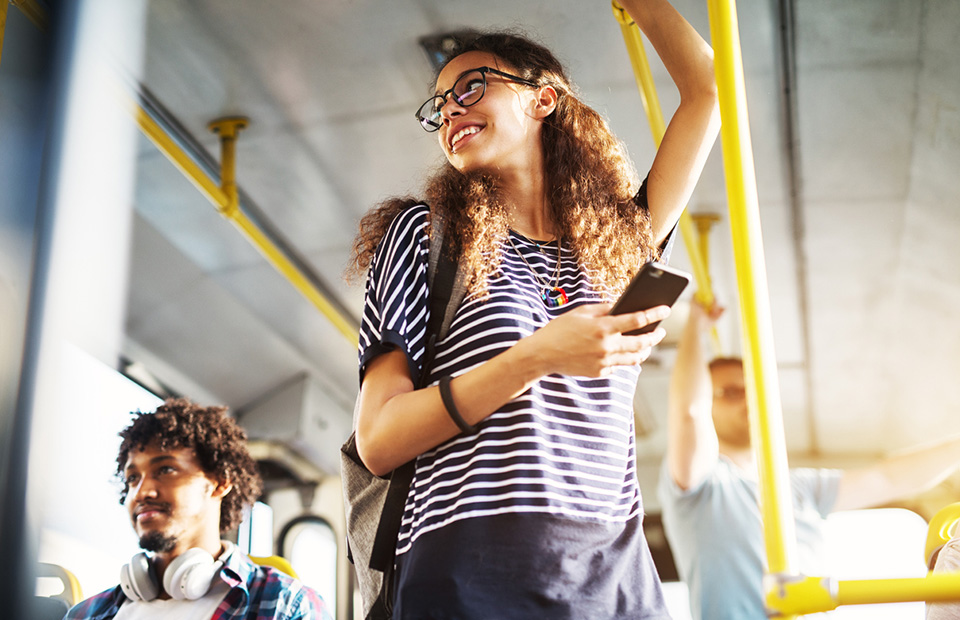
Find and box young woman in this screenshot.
[348,1,719,616]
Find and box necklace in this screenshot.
[506,233,568,308]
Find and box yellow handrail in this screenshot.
[611,2,715,314]
[132,103,228,206]
[837,573,960,606]
[704,0,960,613]
[765,572,960,616]
[126,95,359,346]
[10,0,48,31]
[705,0,798,596]
[1,1,8,70]
[249,554,300,579]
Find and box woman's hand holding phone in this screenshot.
[609,261,691,335]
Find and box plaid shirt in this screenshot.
[65,549,332,620]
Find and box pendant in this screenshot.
[541,286,569,308]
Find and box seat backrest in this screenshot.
[36,562,83,607]
[249,555,299,579]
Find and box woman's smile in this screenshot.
[450,124,483,152]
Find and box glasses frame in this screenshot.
[415,66,539,132]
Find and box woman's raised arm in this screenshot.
[618,0,721,245]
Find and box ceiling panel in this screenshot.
[115,0,960,468]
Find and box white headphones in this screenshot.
[119,544,228,602]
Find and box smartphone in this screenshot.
[609,261,691,336]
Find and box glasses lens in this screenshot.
[416,97,444,132]
[453,70,486,107]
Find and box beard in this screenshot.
[139,530,177,553]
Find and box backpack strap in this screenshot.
[424,209,466,368]
[367,207,464,575]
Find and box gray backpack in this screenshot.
[340,209,466,620]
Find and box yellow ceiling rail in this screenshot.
[206,117,359,345]
[10,0,48,31]
[691,213,721,297]
[126,92,359,346]
[1,1,8,69]
[611,1,715,313]
[2,0,49,110]
[131,101,228,206]
[208,117,246,218]
[691,213,721,291]
[705,0,798,608]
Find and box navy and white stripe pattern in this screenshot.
[359,205,643,558]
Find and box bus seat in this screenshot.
[36,562,83,607]
[249,554,299,579]
[925,502,960,569]
[32,595,70,620]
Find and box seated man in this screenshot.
[660,301,960,620]
[65,398,332,620]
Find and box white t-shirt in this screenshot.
[113,580,230,620]
[114,545,235,620]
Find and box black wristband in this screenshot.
[438,375,476,434]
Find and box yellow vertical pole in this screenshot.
[611,2,714,311]
[706,0,798,592]
[692,213,721,303]
[692,213,723,352]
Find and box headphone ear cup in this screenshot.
[163,548,222,601]
[120,552,159,602]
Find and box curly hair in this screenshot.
[115,398,263,534]
[347,31,657,298]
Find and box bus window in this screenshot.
[38,344,162,597]
[280,516,338,613]
[819,508,928,619]
[238,501,275,558]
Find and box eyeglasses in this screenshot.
[415,66,539,132]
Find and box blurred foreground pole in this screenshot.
[1,1,145,617]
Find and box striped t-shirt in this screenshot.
[359,204,670,618]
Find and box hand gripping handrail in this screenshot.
[611,1,722,354]
[611,1,715,313]
[614,0,802,613]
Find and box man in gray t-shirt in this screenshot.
[660,301,960,619]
